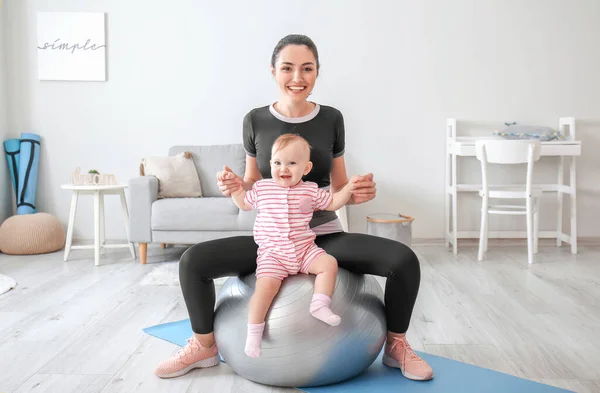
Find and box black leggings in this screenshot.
[179,232,421,334]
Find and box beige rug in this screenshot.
[0,274,17,296]
[140,262,229,286]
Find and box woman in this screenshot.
[155,34,433,382]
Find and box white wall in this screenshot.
[4,0,600,241]
[0,5,13,224]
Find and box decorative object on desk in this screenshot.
[366,213,414,247]
[37,12,107,81]
[141,151,203,198]
[3,133,42,215]
[0,213,65,255]
[494,123,564,141]
[70,167,117,186]
[88,169,100,184]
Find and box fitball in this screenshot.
[214,267,386,387]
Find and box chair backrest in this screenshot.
[475,139,541,196]
[475,139,541,164]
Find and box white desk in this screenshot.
[61,184,136,266]
[445,117,581,255]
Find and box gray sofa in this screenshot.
[128,143,258,264]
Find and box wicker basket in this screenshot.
[366,213,414,246]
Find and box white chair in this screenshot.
[475,139,542,264]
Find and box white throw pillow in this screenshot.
[142,152,202,198]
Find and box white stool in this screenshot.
[61,184,136,266]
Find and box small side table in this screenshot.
[366,213,414,247]
[61,184,136,266]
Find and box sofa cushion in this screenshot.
[169,144,246,198]
[142,152,202,198]
[152,197,244,231]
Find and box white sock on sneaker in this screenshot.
[245,322,265,358]
[310,293,341,326]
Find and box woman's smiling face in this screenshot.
[271,44,318,103]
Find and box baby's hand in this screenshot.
[346,175,362,193]
[216,165,243,196]
[216,167,235,182]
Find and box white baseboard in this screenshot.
[412,237,600,247]
[74,236,600,248]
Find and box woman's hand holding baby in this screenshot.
[348,173,376,204]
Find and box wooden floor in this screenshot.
[1,240,599,393]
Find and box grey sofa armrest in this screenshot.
[128,176,159,243]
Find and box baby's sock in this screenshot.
[245,322,265,358]
[310,293,341,326]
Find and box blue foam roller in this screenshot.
[3,138,21,206]
[16,133,41,215]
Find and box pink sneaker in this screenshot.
[154,337,220,378]
[382,336,433,381]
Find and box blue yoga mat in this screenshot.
[144,319,225,362]
[3,138,21,203]
[144,319,194,347]
[144,319,573,393]
[16,133,41,215]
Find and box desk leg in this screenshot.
[119,190,137,259]
[100,192,105,255]
[557,156,564,247]
[452,153,458,254]
[64,191,79,261]
[94,191,101,266]
[445,150,450,248]
[570,157,577,254]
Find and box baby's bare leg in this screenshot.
[248,277,282,324]
[308,253,338,297]
[307,254,341,326]
[245,276,282,357]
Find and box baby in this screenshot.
[228,133,359,358]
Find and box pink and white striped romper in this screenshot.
[244,179,333,280]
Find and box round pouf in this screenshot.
[214,267,386,388]
[0,213,65,255]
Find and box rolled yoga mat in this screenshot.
[16,133,41,214]
[4,133,42,215]
[3,138,21,204]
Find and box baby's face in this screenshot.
[270,141,312,187]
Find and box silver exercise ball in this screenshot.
[214,267,386,388]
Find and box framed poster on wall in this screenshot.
[36,12,107,81]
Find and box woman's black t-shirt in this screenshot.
[243,103,345,227]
